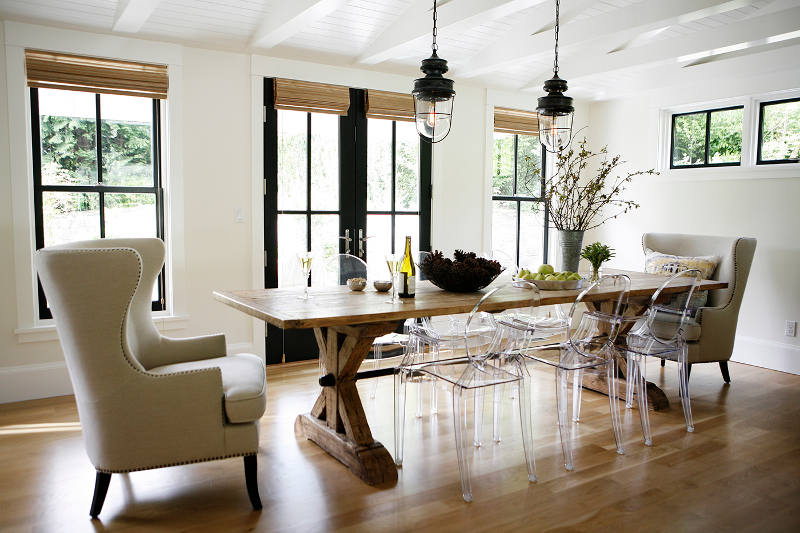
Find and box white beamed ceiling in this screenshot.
[1,0,798,100]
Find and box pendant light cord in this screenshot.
[432,0,438,53]
[553,0,560,76]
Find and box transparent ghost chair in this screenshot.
[489,287,570,444]
[620,268,703,443]
[517,275,632,471]
[394,283,537,502]
[324,253,411,398]
[414,251,497,421]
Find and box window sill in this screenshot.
[15,314,190,344]
[655,163,799,182]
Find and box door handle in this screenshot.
[339,229,352,254]
[357,229,374,258]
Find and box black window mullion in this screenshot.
[541,144,549,264]
[306,112,312,255]
[390,121,396,254]
[96,94,105,238]
[512,134,518,195]
[515,200,521,266]
[703,110,711,165]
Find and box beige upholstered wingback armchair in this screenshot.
[642,233,756,382]
[35,238,266,518]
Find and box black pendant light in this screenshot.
[412,0,455,143]
[537,0,574,153]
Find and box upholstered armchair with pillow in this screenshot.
[35,238,266,518]
[641,233,757,382]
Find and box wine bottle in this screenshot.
[398,236,416,298]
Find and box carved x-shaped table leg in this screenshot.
[294,321,401,486]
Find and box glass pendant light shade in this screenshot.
[412,0,455,143]
[538,111,573,153]
[413,72,454,143]
[537,74,574,152]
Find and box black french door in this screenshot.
[263,79,431,364]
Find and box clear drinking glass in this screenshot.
[297,251,313,300]
[385,253,402,304]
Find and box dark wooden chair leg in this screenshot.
[89,471,112,518]
[660,359,665,367]
[719,361,731,383]
[244,455,262,510]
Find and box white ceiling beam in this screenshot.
[250,0,349,50]
[530,0,601,36]
[112,0,161,33]
[459,0,757,77]
[357,0,546,66]
[521,6,800,89]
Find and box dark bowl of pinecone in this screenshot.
[419,250,504,293]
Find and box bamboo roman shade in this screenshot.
[365,90,415,122]
[273,78,350,115]
[25,49,168,99]
[494,107,539,136]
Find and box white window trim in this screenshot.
[3,21,188,342]
[657,87,800,181]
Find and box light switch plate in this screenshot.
[785,320,797,337]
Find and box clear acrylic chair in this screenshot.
[621,268,703,443]
[486,285,570,444]
[394,284,537,502]
[517,274,632,471]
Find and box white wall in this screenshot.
[586,69,800,374]
[0,21,550,402]
[0,24,257,401]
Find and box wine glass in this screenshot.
[385,253,402,304]
[297,251,313,300]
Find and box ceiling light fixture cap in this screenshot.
[413,52,456,102]
[536,74,574,116]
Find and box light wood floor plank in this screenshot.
[0,360,797,532]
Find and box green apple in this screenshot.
[533,273,544,280]
[545,274,558,281]
[538,264,555,275]
[556,273,568,280]
[568,273,582,280]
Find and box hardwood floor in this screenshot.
[0,360,798,532]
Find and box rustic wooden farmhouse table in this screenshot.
[214,270,727,486]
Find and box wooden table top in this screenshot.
[213,269,727,330]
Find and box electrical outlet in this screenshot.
[785,320,797,337]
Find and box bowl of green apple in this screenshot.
[513,264,584,290]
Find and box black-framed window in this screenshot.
[31,87,166,319]
[757,97,800,164]
[670,105,743,168]
[263,80,431,363]
[491,132,548,268]
[365,118,429,277]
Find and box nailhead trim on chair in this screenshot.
[96,452,259,474]
[46,248,241,472]
[639,235,742,323]
[48,248,223,384]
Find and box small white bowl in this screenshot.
[347,278,367,291]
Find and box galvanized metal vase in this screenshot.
[558,230,584,273]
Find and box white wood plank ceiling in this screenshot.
[1,0,798,99]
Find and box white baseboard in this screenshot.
[731,335,800,375]
[0,342,260,404]
[0,361,72,404]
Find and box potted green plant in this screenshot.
[535,138,657,272]
[581,242,615,282]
